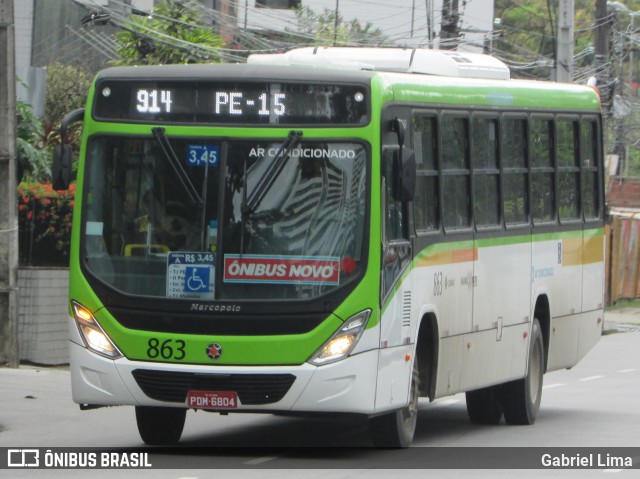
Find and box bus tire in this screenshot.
[369,361,419,448]
[499,318,544,425]
[135,406,186,445]
[465,386,503,424]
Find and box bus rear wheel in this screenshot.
[369,362,419,448]
[465,386,503,424]
[135,406,186,445]
[499,318,544,425]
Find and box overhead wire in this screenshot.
[66,0,623,85]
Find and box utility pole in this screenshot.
[0,0,19,367]
[595,0,613,112]
[333,0,340,47]
[440,0,460,50]
[555,0,574,82]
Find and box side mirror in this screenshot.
[52,108,85,191]
[398,147,416,202]
[393,148,416,202]
[52,144,72,191]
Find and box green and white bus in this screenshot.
[56,47,605,447]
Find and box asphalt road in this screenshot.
[1,317,639,478]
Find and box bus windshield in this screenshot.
[82,135,368,301]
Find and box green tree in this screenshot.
[45,63,92,138]
[17,63,91,183]
[493,0,640,80]
[113,0,223,65]
[288,5,392,47]
[16,100,49,182]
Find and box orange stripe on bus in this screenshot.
[562,236,604,266]
[561,238,583,266]
[582,235,604,265]
[417,248,478,267]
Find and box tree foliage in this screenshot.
[16,100,49,182]
[16,63,90,183]
[113,0,223,65]
[45,62,92,135]
[494,0,640,80]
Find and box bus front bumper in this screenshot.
[69,339,379,415]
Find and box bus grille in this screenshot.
[131,369,296,405]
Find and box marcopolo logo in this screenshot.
[206,343,223,360]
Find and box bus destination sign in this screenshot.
[94,80,369,125]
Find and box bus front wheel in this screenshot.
[499,318,544,425]
[369,362,419,447]
[135,406,186,445]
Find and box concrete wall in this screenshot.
[18,268,69,365]
[14,0,34,103]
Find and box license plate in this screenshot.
[186,390,239,409]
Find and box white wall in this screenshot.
[14,0,34,103]
[18,268,70,365]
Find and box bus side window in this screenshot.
[557,118,580,221]
[381,149,404,243]
[412,115,440,232]
[502,117,528,225]
[581,118,600,220]
[472,116,500,227]
[441,115,471,229]
[531,117,555,224]
[380,148,412,300]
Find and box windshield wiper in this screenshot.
[241,130,302,216]
[152,127,203,207]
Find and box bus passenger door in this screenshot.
[377,146,414,410]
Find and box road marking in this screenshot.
[579,375,604,382]
[619,368,636,373]
[434,398,461,407]
[543,383,564,389]
[244,456,280,465]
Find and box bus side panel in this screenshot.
[433,335,464,398]
[374,345,414,412]
[577,309,604,363]
[458,237,531,392]
[376,271,414,412]
[546,314,579,371]
[473,240,531,331]
[469,238,531,391]
[578,228,605,364]
[581,229,605,312]
[546,228,604,372]
[532,235,583,319]
[412,242,473,398]
[458,324,529,391]
[413,247,473,338]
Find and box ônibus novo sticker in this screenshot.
[224,255,340,285]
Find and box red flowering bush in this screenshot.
[17,182,75,266]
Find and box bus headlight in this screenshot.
[309,310,371,366]
[71,301,122,359]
